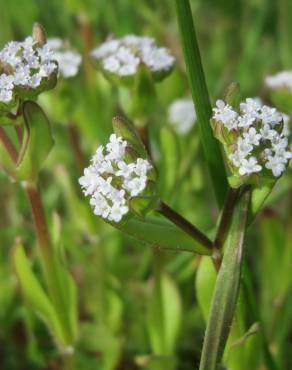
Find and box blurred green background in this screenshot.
[0,0,291,369]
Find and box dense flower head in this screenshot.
[0,36,58,106]
[265,71,292,92]
[46,38,82,78]
[168,99,196,134]
[212,98,292,180]
[91,35,175,80]
[79,134,152,223]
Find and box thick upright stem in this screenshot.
[199,189,250,370]
[158,201,213,250]
[175,0,228,207]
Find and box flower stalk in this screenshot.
[157,200,213,250]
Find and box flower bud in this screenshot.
[79,123,156,223]
[211,97,292,187]
[32,23,47,47]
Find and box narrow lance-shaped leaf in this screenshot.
[199,189,250,370]
[13,243,66,347]
[174,0,228,207]
[115,216,212,256]
[16,101,54,181]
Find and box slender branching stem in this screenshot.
[214,188,240,249]
[25,183,51,258]
[24,182,57,295]
[67,122,86,171]
[158,200,213,250]
[0,127,18,162]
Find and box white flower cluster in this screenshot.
[265,70,292,92]
[79,134,152,222]
[0,36,58,104]
[46,38,82,78]
[213,98,292,177]
[91,35,175,77]
[168,98,196,134]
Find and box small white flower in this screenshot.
[212,97,291,179]
[116,160,135,178]
[108,203,129,223]
[260,124,277,141]
[79,134,152,222]
[239,157,262,176]
[168,99,196,134]
[91,35,175,78]
[0,35,58,104]
[237,137,253,156]
[213,100,238,130]
[46,38,82,78]
[243,127,262,146]
[265,156,286,177]
[265,70,292,92]
[124,176,147,197]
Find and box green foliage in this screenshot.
[0,1,291,369]
[13,243,70,349]
[147,270,182,355]
[16,101,54,181]
[199,190,250,370]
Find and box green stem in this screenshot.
[24,181,75,345]
[158,201,213,250]
[214,188,240,249]
[0,127,18,162]
[153,250,166,353]
[116,216,212,255]
[174,0,228,207]
[199,189,250,370]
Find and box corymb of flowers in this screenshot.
[211,98,292,186]
[79,133,154,223]
[91,35,175,83]
[265,70,292,92]
[46,38,82,79]
[0,35,58,111]
[168,98,196,135]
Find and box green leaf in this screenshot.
[15,101,54,181]
[199,189,250,370]
[147,270,182,355]
[195,256,216,321]
[174,0,228,207]
[116,216,212,255]
[248,180,276,224]
[13,243,66,347]
[136,354,177,370]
